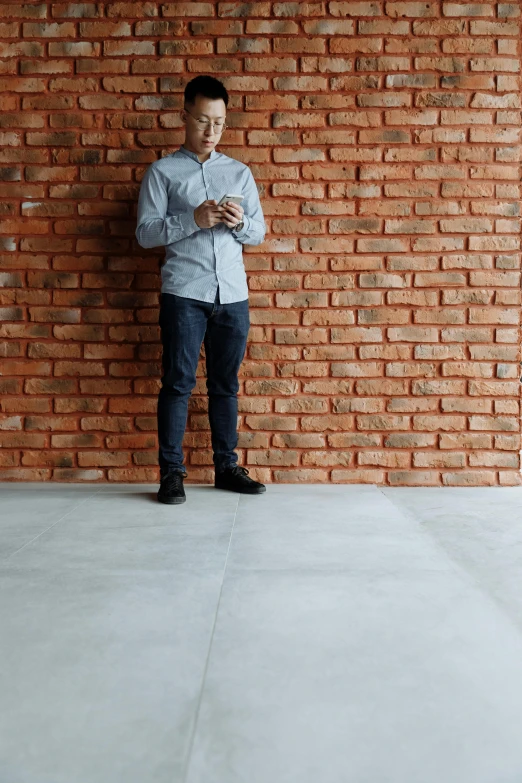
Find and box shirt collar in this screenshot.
[178,145,218,163]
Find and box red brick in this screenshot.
[52,468,103,480]
[0,468,51,480]
[388,471,440,486]
[442,471,496,486]
[21,450,74,467]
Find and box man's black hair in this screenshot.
[184,75,229,109]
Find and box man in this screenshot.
[135,75,267,505]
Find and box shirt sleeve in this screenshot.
[231,167,266,246]
[135,164,200,249]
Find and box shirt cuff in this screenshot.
[168,210,200,239]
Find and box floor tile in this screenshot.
[186,568,522,783]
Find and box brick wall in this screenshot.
[0,1,521,485]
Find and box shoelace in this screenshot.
[162,471,187,492]
[228,465,249,476]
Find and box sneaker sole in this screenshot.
[214,484,266,494]
[157,493,186,504]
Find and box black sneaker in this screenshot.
[214,465,266,494]
[157,470,187,504]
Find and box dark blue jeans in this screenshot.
[157,287,250,476]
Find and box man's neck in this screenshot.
[182,143,212,164]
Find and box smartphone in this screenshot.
[217,193,244,207]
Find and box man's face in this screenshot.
[181,96,227,157]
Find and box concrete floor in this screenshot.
[2,482,522,783]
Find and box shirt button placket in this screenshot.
[203,163,219,292]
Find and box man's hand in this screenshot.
[194,199,245,230]
[220,200,244,229]
[194,199,226,229]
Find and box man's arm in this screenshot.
[231,168,266,246]
[135,164,200,249]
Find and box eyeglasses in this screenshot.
[184,107,227,133]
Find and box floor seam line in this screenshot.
[3,486,104,563]
[379,487,522,640]
[181,491,240,783]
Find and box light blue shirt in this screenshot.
[135,145,266,304]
